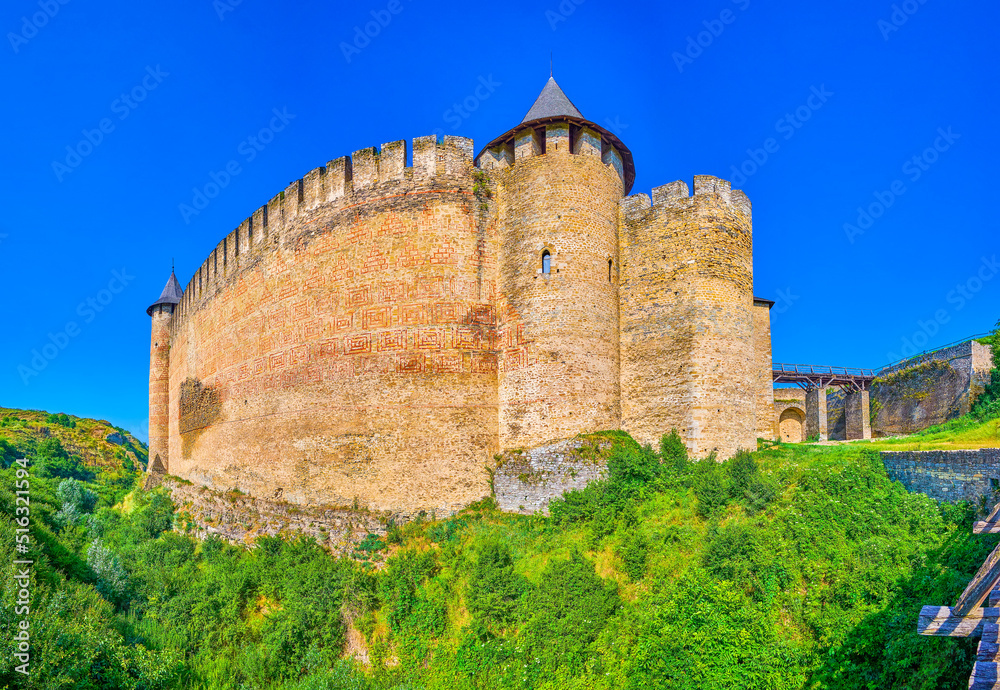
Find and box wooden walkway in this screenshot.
[771,363,879,391]
[919,504,1000,689]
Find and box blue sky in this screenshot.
[1,0,996,441]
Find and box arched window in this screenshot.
[542,250,551,274]
[608,259,613,282]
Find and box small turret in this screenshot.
[147,270,182,474]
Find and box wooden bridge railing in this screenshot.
[919,502,1000,688]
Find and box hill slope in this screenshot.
[1,412,997,689]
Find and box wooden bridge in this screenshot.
[771,363,880,392]
[919,503,1000,688]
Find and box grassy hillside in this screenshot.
[2,412,997,689]
[0,407,147,473]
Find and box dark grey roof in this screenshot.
[146,271,183,316]
[522,77,584,123]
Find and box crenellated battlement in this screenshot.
[171,134,476,329]
[476,122,624,188]
[622,175,752,222]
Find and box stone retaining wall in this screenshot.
[493,436,612,514]
[882,448,1000,503]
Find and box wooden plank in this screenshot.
[991,591,1000,608]
[955,543,1000,616]
[970,661,1000,690]
[974,522,1000,535]
[980,624,1000,662]
[918,606,1000,637]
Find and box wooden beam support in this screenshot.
[970,661,1000,690]
[918,606,1000,636]
[955,543,1000,616]
[974,521,1000,535]
[980,624,1000,662]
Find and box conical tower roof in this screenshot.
[146,270,184,316]
[475,76,635,194]
[521,77,584,123]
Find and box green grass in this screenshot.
[2,407,999,689]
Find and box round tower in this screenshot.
[476,77,635,448]
[146,270,183,473]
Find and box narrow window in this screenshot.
[542,250,551,274]
[609,259,613,282]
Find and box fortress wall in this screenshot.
[620,177,755,458]
[492,142,623,449]
[773,388,806,443]
[166,136,500,515]
[753,300,775,440]
[871,341,994,436]
[882,449,1000,503]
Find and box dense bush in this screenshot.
[0,422,992,689]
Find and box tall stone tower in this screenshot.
[477,77,635,448]
[146,271,183,473]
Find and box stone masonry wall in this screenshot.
[620,176,755,459]
[773,387,805,443]
[493,436,611,514]
[492,135,623,449]
[753,301,775,440]
[166,136,499,516]
[872,341,994,436]
[163,477,388,557]
[882,448,1000,503]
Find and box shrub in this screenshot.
[33,438,94,481]
[619,528,649,580]
[134,491,175,538]
[466,540,529,629]
[693,457,730,519]
[55,478,98,526]
[522,551,620,671]
[87,538,129,604]
[726,450,758,498]
[608,441,661,487]
[0,437,19,468]
[659,429,690,473]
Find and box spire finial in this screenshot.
[550,52,553,78]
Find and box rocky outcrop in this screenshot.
[161,478,389,556]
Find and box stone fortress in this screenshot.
[146,77,781,515]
